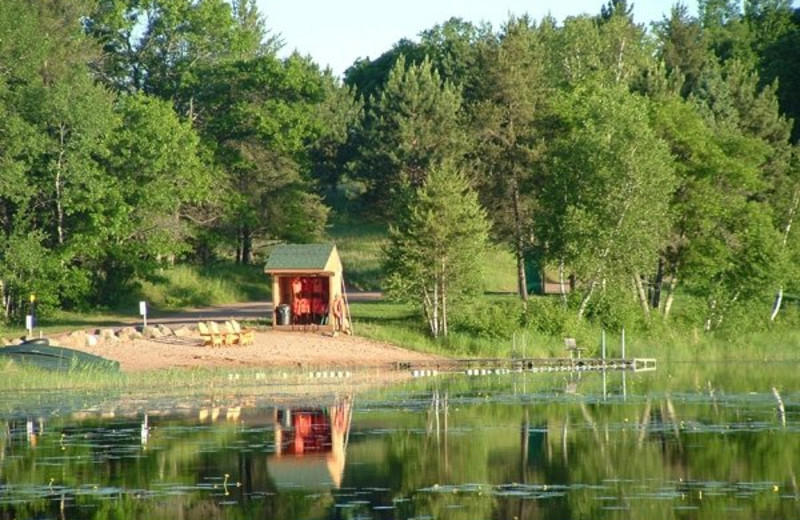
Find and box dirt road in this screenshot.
[140,292,382,327]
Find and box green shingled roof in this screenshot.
[264,243,337,271]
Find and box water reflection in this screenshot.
[271,398,352,490]
[0,366,798,520]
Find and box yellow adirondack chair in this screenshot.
[231,320,255,346]
[198,321,222,347]
[224,321,244,345]
[208,321,236,346]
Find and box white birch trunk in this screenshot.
[771,187,799,321]
[432,281,439,338]
[55,124,67,246]
[511,178,529,303]
[770,288,783,322]
[441,280,448,338]
[0,279,7,320]
[578,279,597,319]
[422,285,435,336]
[662,272,678,321]
[633,273,650,317]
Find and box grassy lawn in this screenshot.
[328,221,387,291]
[138,263,271,309]
[329,219,518,293]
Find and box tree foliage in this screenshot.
[352,56,464,217]
[468,17,548,302]
[538,86,676,319]
[1,0,798,336]
[383,164,490,338]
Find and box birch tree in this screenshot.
[538,85,675,319]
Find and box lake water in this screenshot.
[1,362,798,519]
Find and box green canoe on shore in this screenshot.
[0,339,120,372]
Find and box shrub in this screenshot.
[450,297,523,340]
[523,296,582,337]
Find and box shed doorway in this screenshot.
[278,275,331,326]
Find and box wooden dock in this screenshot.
[396,357,656,375]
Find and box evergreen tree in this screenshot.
[469,17,547,302]
[655,4,710,98]
[354,56,465,217]
[745,0,800,142]
[383,164,490,338]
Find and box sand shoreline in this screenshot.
[44,327,443,373]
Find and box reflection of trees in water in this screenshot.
[513,395,800,520]
[340,386,799,520]
[2,385,800,519]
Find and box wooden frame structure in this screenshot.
[264,244,346,331]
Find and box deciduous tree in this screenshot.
[538,85,675,319]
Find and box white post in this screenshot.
[601,329,606,359]
[621,327,626,359]
[25,314,33,338]
[139,301,148,328]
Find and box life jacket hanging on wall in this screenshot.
[311,277,327,315]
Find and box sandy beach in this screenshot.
[47,326,443,373]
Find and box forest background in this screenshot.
[1,0,800,351]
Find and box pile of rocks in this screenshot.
[3,324,199,349]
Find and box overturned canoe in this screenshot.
[0,339,120,372]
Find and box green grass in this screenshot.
[349,296,800,363]
[0,361,336,394]
[481,247,518,293]
[328,221,387,291]
[138,263,271,310]
[349,298,562,359]
[328,219,518,293]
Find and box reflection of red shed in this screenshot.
[268,398,352,490]
[264,244,344,330]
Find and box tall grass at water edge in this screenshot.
[350,297,800,363]
[0,361,325,394]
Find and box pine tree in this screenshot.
[469,17,546,302]
[355,56,464,217]
[383,164,490,338]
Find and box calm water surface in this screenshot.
[1,362,798,519]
